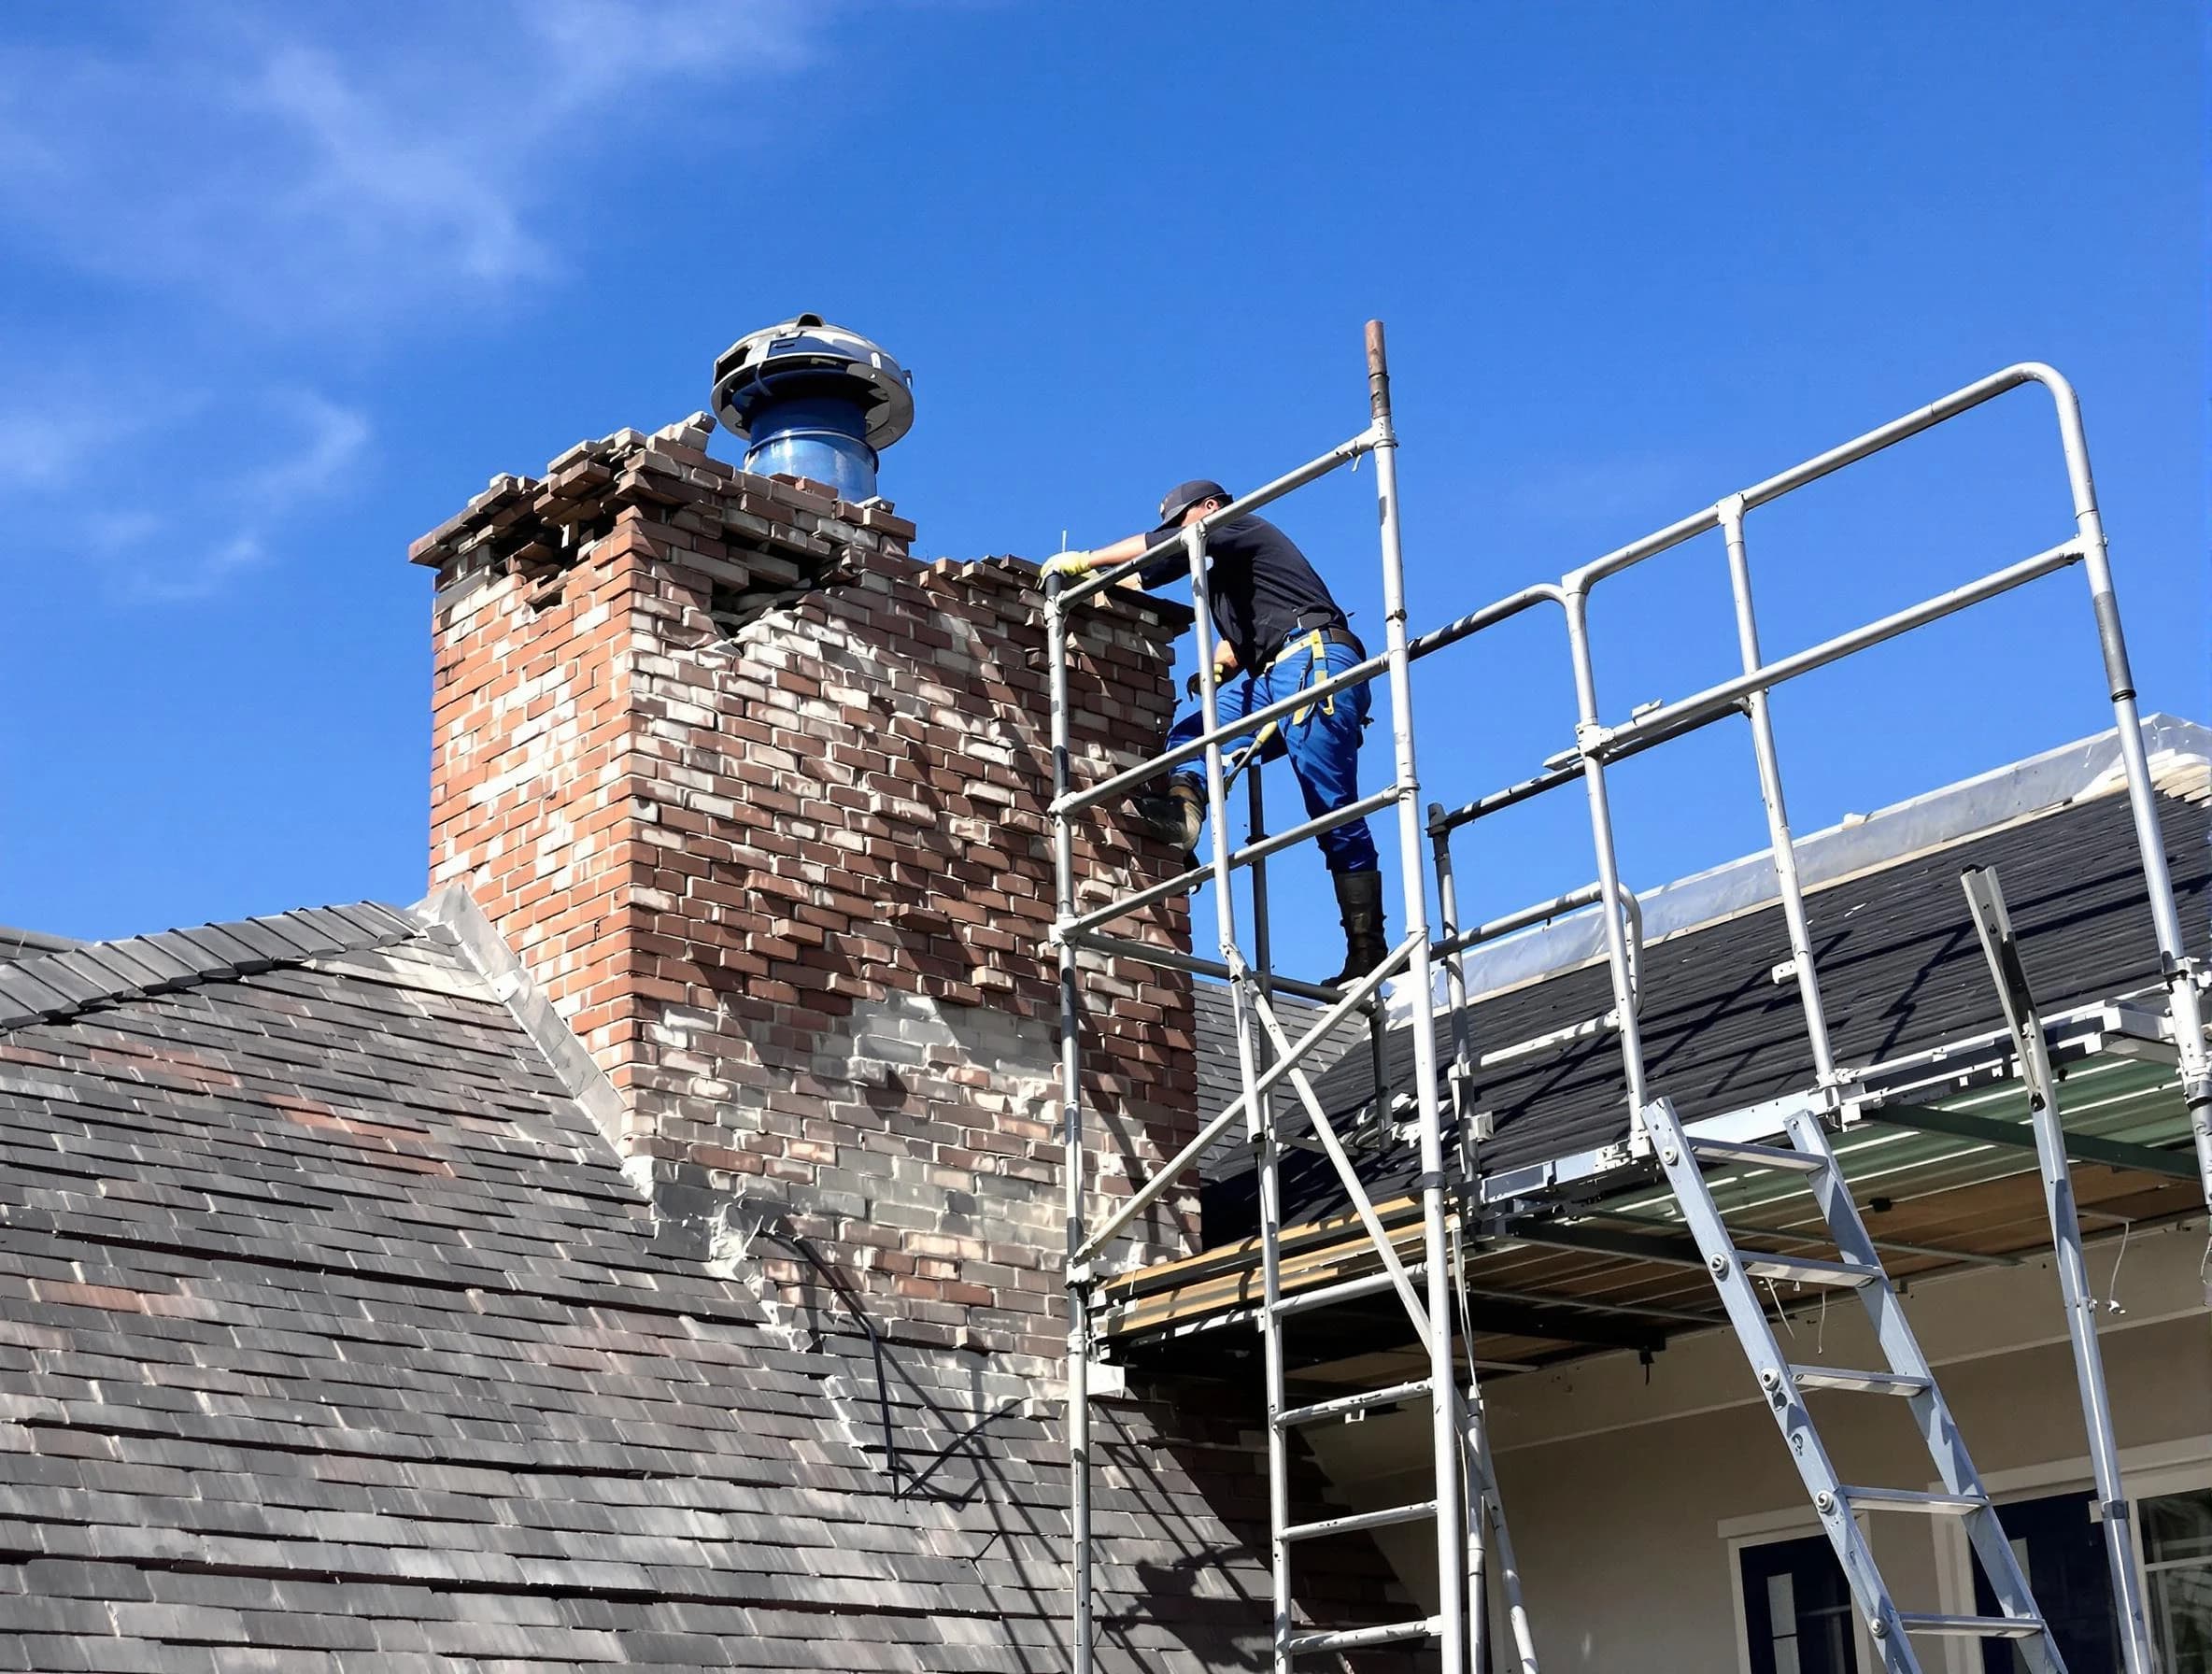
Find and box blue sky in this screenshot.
[2,2,2205,987]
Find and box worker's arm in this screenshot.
[1040,530,1182,589]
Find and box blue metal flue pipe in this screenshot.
[710,315,915,502]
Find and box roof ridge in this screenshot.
[0,901,419,1031]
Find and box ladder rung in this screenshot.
[1284,1616,1443,1656]
[1277,1379,1432,1428]
[1686,1135,1828,1172]
[1270,1263,1425,1319]
[1740,1253,1880,1288]
[1895,1612,2047,1639]
[1283,1499,1437,1543]
[1840,1485,1985,1515]
[1791,1366,1931,1397]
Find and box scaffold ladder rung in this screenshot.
[1837,1486,1985,1515]
[1684,1134,1829,1173]
[1738,1252,1880,1288]
[1283,1616,1442,1656]
[1275,1378,1430,1428]
[1283,1499,1439,1542]
[1790,1366,1930,1397]
[1896,1613,2049,1639]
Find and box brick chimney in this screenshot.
[408,413,1197,1365]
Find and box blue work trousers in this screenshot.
[1166,637,1378,874]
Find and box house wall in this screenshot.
[1303,1219,2212,1672]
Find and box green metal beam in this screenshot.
[1866,1102,2198,1182]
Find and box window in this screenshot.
[1741,1535,1859,1674]
[2144,1486,2212,1674]
[1959,1483,2212,1674]
[1968,1491,2120,1674]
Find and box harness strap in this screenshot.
[1290,631,1334,726]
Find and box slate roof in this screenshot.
[1206,773,2210,1239]
[0,904,1415,1672]
[0,929,78,963]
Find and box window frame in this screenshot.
[1722,1503,1879,1674]
[1928,1436,2212,1674]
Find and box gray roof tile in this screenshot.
[0,901,1411,1671]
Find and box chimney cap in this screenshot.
[711,315,915,450]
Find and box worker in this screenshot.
[1042,480,1385,987]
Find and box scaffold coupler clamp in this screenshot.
[1573,717,1614,759]
[1813,1070,1864,1119]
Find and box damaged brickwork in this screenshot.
[411,416,1199,1369]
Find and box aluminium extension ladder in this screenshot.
[1643,1095,2066,1673]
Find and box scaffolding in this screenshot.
[1042,322,2212,1674]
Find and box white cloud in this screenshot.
[0,0,823,601]
[0,377,369,603]
[0,0,823,325]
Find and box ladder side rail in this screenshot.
[1961,867,2156,1674]
[1366,320,1471,1674]
[1777,1106,2061,1673]
[1643,1099,1922,1673]
[1718,495,1839,1080]
[1042,574,1095,1674]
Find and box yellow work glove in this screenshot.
[1039,549,1095,581]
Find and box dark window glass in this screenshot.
[1742,1534,1857,1674]
[1970,1491,2118,1674]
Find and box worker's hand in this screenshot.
[1185,645,1242,701]
[1039,549,1095,582]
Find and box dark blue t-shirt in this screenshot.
[1139,515,1347,673]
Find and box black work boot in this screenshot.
[1326,869,1388,988]
[1136,779,1206,860]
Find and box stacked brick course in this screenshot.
[411,415,1198,1367]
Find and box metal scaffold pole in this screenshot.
[2036,364,2212,1213]
[1042,570,1092,1674]
[1364,320,1470,1674]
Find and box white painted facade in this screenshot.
[1305,1219,2212,1672]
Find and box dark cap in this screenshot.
[1155,479,1229,536]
